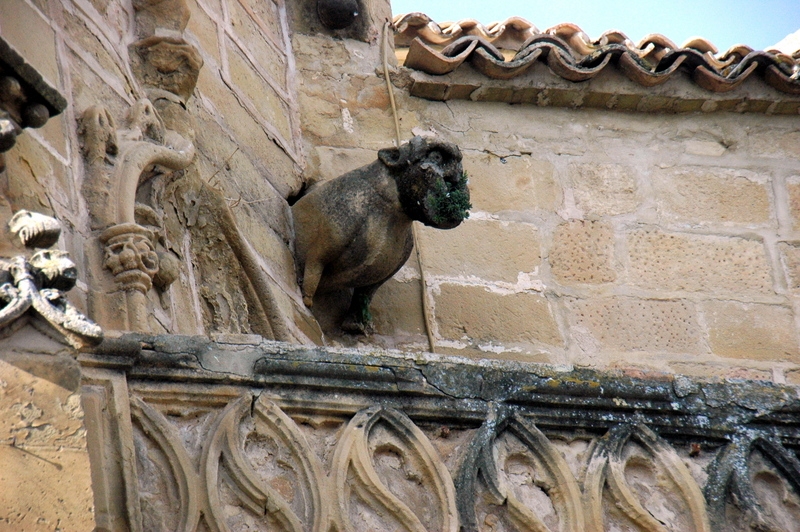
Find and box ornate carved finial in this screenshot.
[0,211,102,348]
[100,223,159,294]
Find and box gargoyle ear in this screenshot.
[378,147,405,168]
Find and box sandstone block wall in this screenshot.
[292,16,800,382]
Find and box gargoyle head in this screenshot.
[29,249,78,292]
[378,136,470,229]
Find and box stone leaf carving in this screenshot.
[583,423,710,532]
[0,211,102,348]
[705,434,800,531]
[456,408,584,532]
[331,406,458,532]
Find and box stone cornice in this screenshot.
[84,333,800,445]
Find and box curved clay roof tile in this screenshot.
[393,13,800,96]
[681,37,718,54]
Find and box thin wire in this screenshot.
[381,20,437,354]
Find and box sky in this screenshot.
[389,0,800,53]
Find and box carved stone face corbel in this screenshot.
[0,210,102,348]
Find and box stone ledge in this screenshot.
[399,62,800,114]
[83,333,800,445]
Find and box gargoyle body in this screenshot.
[292,136,470,333]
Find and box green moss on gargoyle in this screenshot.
[429,171,471,226]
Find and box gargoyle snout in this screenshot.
[419,161,444,177]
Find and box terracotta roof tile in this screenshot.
[393,13,800,96]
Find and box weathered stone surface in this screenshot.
[669,361,773,382]
[371,278,426,336]
[745,128,800,160]
[225,43,292,143]
[2,133,63,214]
[194,65,300,197]
[462,152,560,213]
[684,140,727,157]
[653,167,771,225]
[571,297,703,353]
[417,219,540,283]
[0,447,95,531]
[67,48,131,121]
[435,283,562,346]
[228,0,287,88]
[186,0,222,65]
[570,163,639,216]
[63,8,130,91]
[550,220,616,285]
[0,359,94,529]
[244,0,283,43]
[779,242,800,290]
[702,301,800,362]
[627,230,773,295]
[787,180,800,230]
[313,146,379,183]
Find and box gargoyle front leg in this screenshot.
[341,284,380,335]
[301,260,324,308]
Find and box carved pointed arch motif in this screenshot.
[130,395,203,532]
[456,407,584,532]
[331,406,458,532]
[583,423,711,532]
[705,433,800,531]
[129,392,328,532]
[202,394,327,532]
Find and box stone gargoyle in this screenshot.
[292,136,470,333]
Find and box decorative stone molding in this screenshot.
[80,98,195,229]
[0,210,102,348]
[79,99,195,331]
[81,335,800,531]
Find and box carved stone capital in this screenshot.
[100,223,159,293]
